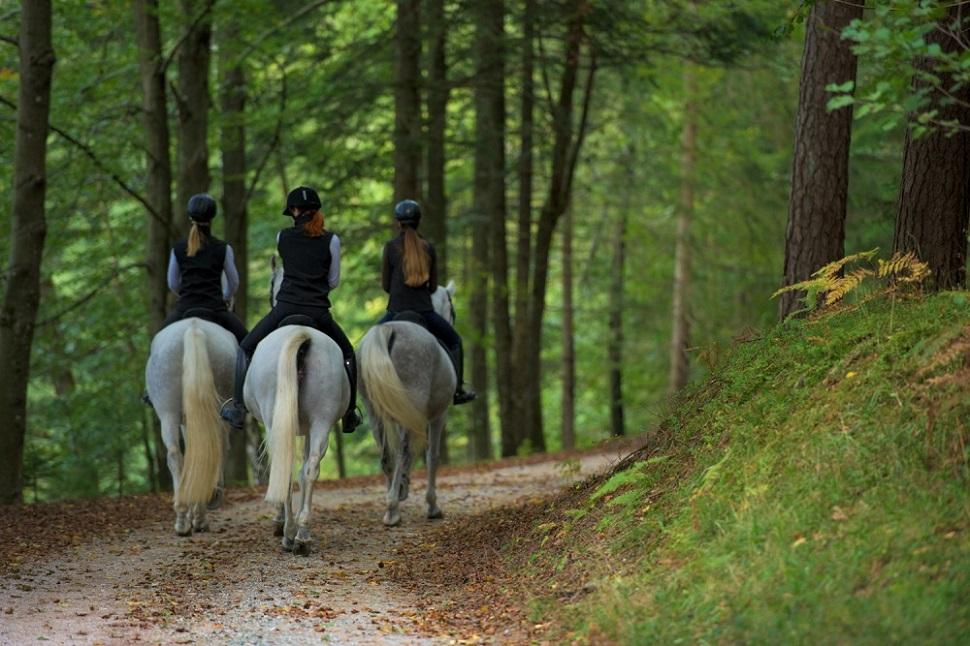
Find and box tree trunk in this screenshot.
[425,0,450,464]
[0,0,54,504]
[561,208,575,450]
[219,19,250,486]
[669,65,697,395]
[893,6,970,290]
[523,0,591,453]
[779,1,863,319]
[175,0,212,231]
[468,233,491,460]
[608,200,626,437]
[394,0,422,203]
[510,0,536,456]
[473,0,513,454]
[133,0,175,491]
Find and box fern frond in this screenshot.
[825,267,873,305]
[811,248,879,281]
[877,251,932,284]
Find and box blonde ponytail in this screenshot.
[402,227,430,287]
[187,222,204,257]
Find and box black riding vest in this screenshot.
[173,235,227,311]
[383,235,436,313]
[276,223,334,309]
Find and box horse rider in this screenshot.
[162,193,248,342]
[380,199,476,405]
[221,186,362,433]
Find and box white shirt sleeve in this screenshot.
[167,250,180,294]
[223,245,240,301]
[329,234,341,290]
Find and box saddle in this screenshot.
[388,311,458,378]
[182,307,219,323]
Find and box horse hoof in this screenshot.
[293,540,311,556]
[427,508,444,520]
[383,511,401,527]
[207,487,224,510]
[193,522,210,533]
[273,522,285,537]
[175,526,192,537]
[281,536,295,552]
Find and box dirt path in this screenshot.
[0,449,626,645]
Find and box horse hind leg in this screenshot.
[161,415,191,536]
[426,416,445,520]
[281,486,297,551]
[293,418,332,556]
[383,426,407,527]
[191,502,209,532]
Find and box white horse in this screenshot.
[242,261,349,554]
[358,282,458,526]
[145,318,236,535]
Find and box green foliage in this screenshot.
[526,293,970,643]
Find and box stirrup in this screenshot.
[141,392,153,407]
[342,407,363,433]
[453,388,476,406]
[219,397,247,430]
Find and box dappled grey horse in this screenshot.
[242,260,349,555]
[145,318,236,535]
[358,281,458,526]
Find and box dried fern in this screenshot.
[877,251,931,284]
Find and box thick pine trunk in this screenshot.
[779,1,862,319]
[394,0,422,203]
[669,66,696,395]
[219,20,249,485]
[608,202,626,437]
[473,0,513,452]
[509,0,536,457]
[0,0,55,504]
[561,209,575,450]
[893,6,970,290]
[133,0,175,491]
[468,236,491,460]
[175,0,212,230]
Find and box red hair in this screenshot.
[302,210,326,237]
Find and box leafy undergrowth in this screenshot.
[390,292,970,643]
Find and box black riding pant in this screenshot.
[163,307,248,343]
[379,309,460,348]
[242,302,353,363]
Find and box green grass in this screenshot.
[530,293,970,644]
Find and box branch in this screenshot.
[536,30,557,120]
[236,0,335,65]
[37,262,147,327]
[161,0,216,74]
[0,34,16,48]
[562,51,597,206]
[245,62,287,203]
[0,95,176,237]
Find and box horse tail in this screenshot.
[359,325,427,451]
[265,328,312,504]
[178,324,223,507]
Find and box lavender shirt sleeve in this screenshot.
[329,234,341,290]
[167,250,180,294]
[223,245,240,301]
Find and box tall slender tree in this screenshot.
[893,6,970,290]
[779,1,863,319]
[0,0,55,504]
[133,0,176,490]
[175,0,213,229]
[424,0,449,280]
[561,208,576,450]
[608,196,626,437]
[394,0,422,203]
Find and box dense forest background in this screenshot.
[0,0,965,502]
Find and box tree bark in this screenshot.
[394,0,422,203]
[561,208,575,450]
[779,1,863,319]
[468,233,491,460]
[608,199,626,437]
[219,18,249,485]
[133,0,175,491]
[510,0,536,456]
[0,0,54,504]
[473,0,513,455]
[424,0,449,280]
[893,6,970,290]
[669,65,697,395]
[175,0,212,231]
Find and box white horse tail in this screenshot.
[359,325,428,451]
[265,328,313,504]
[178,324,223,507]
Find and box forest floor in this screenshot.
[0,440,637,645]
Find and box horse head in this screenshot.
[431,280,456,325]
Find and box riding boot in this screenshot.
[449,343,476,406]
[219,347,249,430]
[341,356,362,433]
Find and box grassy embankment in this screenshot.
[520,293,969,643]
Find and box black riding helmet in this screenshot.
[283,186,322,215]
[394,199,421,226]
[187,193,217,223]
